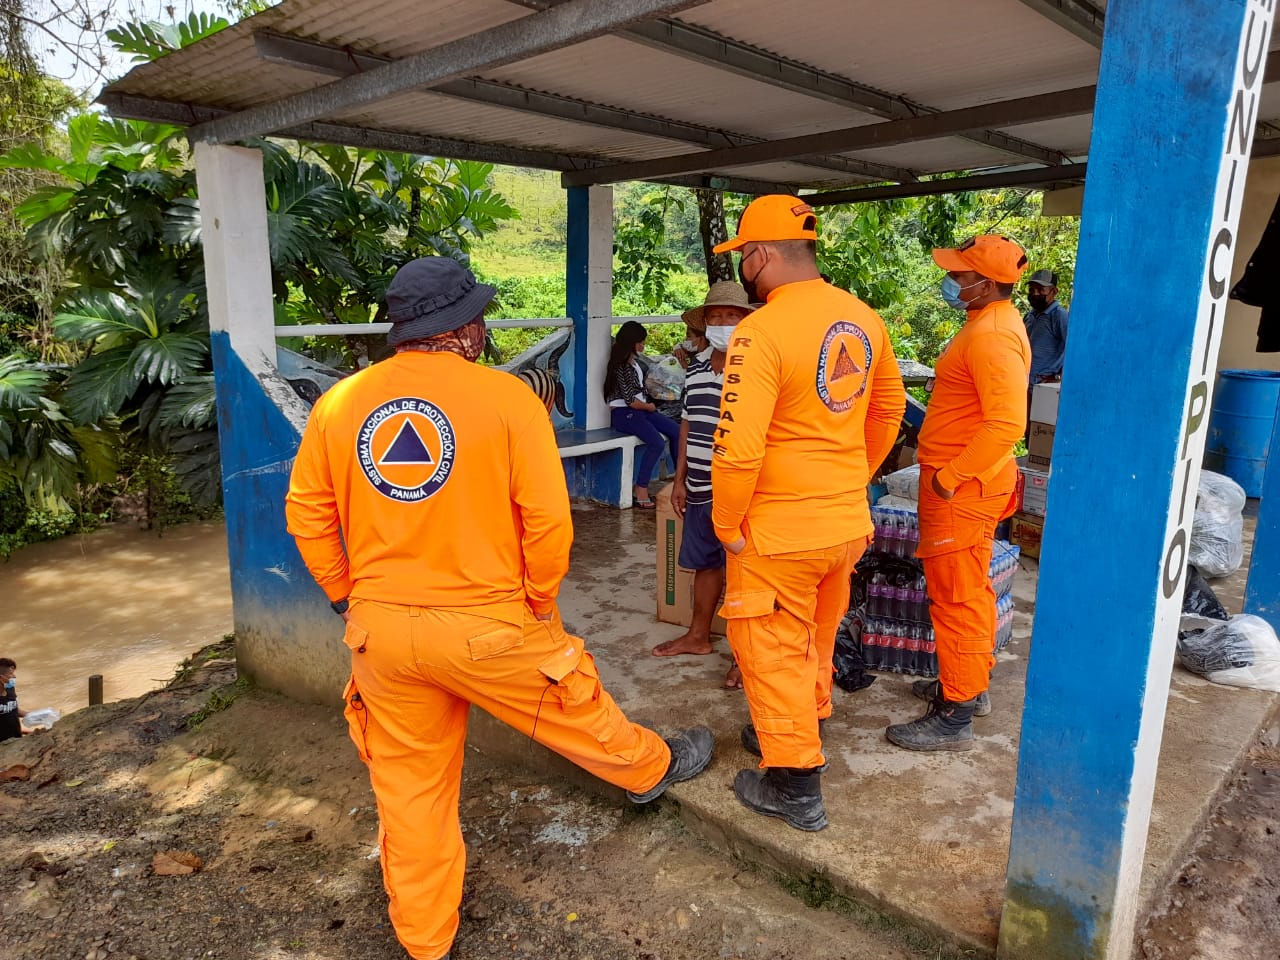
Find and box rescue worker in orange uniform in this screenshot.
[285,257,714,960]
[710,196,906,830]
[886,235,1031,752]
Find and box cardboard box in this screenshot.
[1030,382,1060,426]
[1016,458,1050,518]
[1009,512,1044,560]
[1027,420,1055,468]
[656,486,727,634]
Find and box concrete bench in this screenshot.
[556,427,639,508]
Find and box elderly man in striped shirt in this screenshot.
[651,281,754,689]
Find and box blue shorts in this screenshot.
[678,499,726,571]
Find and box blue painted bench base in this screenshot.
[557,428,639,508]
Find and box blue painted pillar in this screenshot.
[566,185,614,431]
[998,3,1275,959]
[1245,391,1280,628]
[194,142,347,703]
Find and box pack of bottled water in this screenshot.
[850,531,1020,678]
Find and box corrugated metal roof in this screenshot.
[482,35,884,141]
[97,0,1280,197]
[331,91,698,161]
[677,0,1101,109]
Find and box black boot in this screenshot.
[885,694,976,751]
[626,726,714,803]
[911,678,991,717]
[733,766,827,831]
[741,718,827,758]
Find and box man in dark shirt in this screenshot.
[0,658,27,742]
[1023,269,1069,384]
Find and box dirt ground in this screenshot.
[1,641,1275,960]
[1138,734,1280,960]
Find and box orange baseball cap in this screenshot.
[713,195,819,254]
[932,235,1029,284]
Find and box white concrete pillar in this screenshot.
[193,142,277,369]
[567,184,614,430]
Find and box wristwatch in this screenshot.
[330,597,350,615]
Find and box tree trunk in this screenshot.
[695,188,734,283]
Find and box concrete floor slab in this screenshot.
[467,500,1278,956]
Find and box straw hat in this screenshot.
[681,280,755,332]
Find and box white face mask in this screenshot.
[705,325,736,352]
[678,338,700,353]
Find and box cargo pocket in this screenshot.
[718,588,779,621]
[921,549,986,604]
[538,641,625,749]
[466,621,524,661]
[342,619,369,653]
[719,587,782,667]
[342,675,373,764]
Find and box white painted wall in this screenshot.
[1043,156,1280,375]
[1221,154,1280,372]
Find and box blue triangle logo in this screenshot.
[379,420,434,465]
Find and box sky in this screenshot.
[28,0,229,96]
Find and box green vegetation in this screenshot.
[0,3,1080,557]
[472,166,1080,369]
[0,14,521,554]
[187,675,251,728]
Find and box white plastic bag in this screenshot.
[1189,470,1247,578]
[24,707,60,728]
[874,494,918,510]
[643,355,685,402]
[884,464,921,502]
[1177,614,1280,693]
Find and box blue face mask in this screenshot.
[940,275,985,310]
[4,678,14,690]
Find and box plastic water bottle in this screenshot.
[875,513,892,557]
[862,617,881,670]
[904,512,919,558]
[912,575,928,622]
[907,623,924,675]
[893,622,909,673]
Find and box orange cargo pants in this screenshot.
[916,462,1019,703]
[341,600,671,960]
[720,535,867,769]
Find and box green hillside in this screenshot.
[471,165,1081,370]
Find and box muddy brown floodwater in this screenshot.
[2,521,233,717]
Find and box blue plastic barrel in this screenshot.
[1206,369,1280,497]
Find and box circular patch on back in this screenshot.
[356,397,456,502]
[816,321,872,413]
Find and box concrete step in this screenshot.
[464,508,1279,955]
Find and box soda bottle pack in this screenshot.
[854,507,1020,677]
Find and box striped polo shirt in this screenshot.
[681,347,723,504]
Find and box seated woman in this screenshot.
[604,320,682,509]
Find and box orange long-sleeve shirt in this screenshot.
[711,278,906,554]
[917,299,1031,491]
[285,351,572,624]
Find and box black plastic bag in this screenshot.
[833,611,876,692]
[1182,564,1230,621]
[850,551,926,611]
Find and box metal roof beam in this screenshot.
[252,31,915,184]
[98,91,794,196]
[806,164,1089,206]
[810,126,1280,204]
[561,85,1096,188]
[1015,0,1105,48]
[188,0,709,144]
[507,0,1066,166]
[102,92,600,168]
